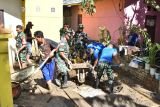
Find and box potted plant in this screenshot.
[154,43,160,79]
[148,43,160,76]
[143,56,150,72]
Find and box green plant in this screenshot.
[98,26,111,46]
[117,26,126,45]
[148,43,157,66]
[81,0,96,15]
[145,0,160,12]
[143,57,150,64]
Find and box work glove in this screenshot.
[92,66,95,71]
[67,60,72,69]
[119,63,125,67]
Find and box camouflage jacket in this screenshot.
[56,39,69,63]
[15,32,27,50]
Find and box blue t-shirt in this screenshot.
[87,42,105,59]
[99,47,117,62]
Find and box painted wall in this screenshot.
[0,34,13,107]
[70,0,124,42]
[0,0,22,36]
[25,0,63,42]
[125,0,160,43]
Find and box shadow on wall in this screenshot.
[124,0,148,28]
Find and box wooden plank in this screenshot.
[63,88,92,107]
[131,85,160,104]
[71,63,91,69]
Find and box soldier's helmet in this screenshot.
[78,24,84,29]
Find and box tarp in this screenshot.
[73,86,106,98]
[63,0,82,5]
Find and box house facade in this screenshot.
[25,0,63,42]
[0,0,63,42]
[0,0,22,35]
[64,0,160,43]
[64,0,124,41]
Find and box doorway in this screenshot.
[145,15,157,42]
[0,9,4,27]
[63,6,72,26]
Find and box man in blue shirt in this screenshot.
[96,43,122,93]
[87,41,105,70]
[128,32,139,46]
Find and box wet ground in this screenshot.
[14,70,160,107]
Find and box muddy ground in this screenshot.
[14,69,160,107]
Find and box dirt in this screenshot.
[13,70,160,107]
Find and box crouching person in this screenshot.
[34,31,58,93]
[96,43,123,93]
[55,32,72,88]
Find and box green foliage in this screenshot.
[143,57,150,64]
[128,25,159,65]
[81,0,96,15]
[145,0,160,11]
[148,43,157,66]
[98,26,111,46]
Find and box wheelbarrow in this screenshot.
[11,65,35,99]
[11,49,57,99]
[70,62,92,83]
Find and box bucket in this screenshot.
[12,82,21,99]
[150,68,156,76]
[155,72,160,80]
[145,63,150,70]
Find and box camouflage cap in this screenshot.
[61,30,70,37]
[78,24,84,29]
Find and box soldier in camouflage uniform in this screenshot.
[59,23,69,40]
[59,23,75,47]
[96,43,123,93]
[15,25,27,68]
[73,24,88,60]
[56,32,72,88]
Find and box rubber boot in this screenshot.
[95,78,100,89]
[62,75,68,88]
[47,81,54,93]
[106,83,113,93]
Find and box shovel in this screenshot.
[33,49,57,74]
[15,49,22,69]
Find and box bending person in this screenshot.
[87,41,105,70]
[96,43,123,93]
[34,31,58,93]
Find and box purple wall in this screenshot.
[125,0,160,43]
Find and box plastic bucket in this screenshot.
[150,68,156,76]
[155,72,160,80]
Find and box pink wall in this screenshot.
[125,0,160,43]
[70,0,124,42]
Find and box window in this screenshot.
[0,10,4,26]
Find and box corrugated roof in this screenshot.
[63,0,82,5]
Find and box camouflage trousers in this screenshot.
[56,60,69,74]
[56,60,70,85]
[96,61,114,85]
[15,50,27,63]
